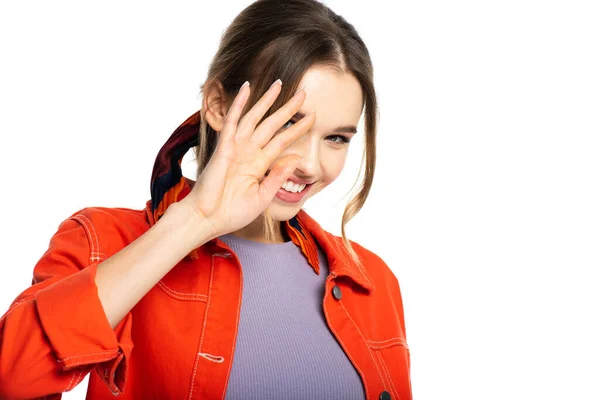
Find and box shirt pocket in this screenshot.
[367,337,412,399]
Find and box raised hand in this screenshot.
[179,79,316,240]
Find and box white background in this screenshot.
[1,0,599,399]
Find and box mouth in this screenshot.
[264,170,315,185]
[264,170,316,204]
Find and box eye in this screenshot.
[327,135,351,145]
[282,119,351,145]
[281,119,295,130]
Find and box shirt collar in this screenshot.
[144,110,374,292]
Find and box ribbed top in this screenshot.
[219,232,365,400]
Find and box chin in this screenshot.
[265,183,323,220]
[266,199,306,221]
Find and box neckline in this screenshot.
[219,232,297,251]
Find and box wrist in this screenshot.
[160,201,217,253]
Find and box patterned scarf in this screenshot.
[148,110,320,272]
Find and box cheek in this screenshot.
[324,165,344,185]
[319,153,348,187]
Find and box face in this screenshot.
[265,66,364,221]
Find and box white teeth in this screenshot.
[281,180,306,193]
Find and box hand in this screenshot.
[179,80,316,240]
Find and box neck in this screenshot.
[228,218,289,244]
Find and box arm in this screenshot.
[0,203,214,398]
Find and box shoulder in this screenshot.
[350,239,399,282]
[58,205,151,261]
[327,233,399,286]
[63,205,149,233]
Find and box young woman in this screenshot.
[0,0,411,399]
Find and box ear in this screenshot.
[202,80,232,132]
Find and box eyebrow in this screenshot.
[292,112,357,134]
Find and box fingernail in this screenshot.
[294,86,305,95]
[239,81,249,92]
[270,78,282,88]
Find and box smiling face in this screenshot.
[265,66,364,221]
[203,65,365,242]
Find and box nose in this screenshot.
[293,135,320,179]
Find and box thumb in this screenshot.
[258,155,304,206]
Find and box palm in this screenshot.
[179,80,315,240]
[212,138,272,227]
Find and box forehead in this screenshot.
[296,66,363,130]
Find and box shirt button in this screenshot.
[379,390,391,400]
[332,285,342,300]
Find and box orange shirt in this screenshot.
[0,111,412,400]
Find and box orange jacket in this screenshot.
[0,111,412,400]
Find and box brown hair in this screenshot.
[196,0,378,267]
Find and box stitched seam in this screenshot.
[107,353,124,393]
[367,337,406,345]
[66,368,84,392]
[353,259,372,286]
[72,369,84,391]
[78,215,99,255]
[73,369,86,390]
[81,355,121,365]
[387,277,404,335]
[158,281,208,302]
[367,338,408,349]
[376,350,400,399]
[185,334,202,395]
[339,301,387,389]
[95,364,109,385]
[323,292,370,400]
[90,251,107,260]
[72,215,96,255]
[374,350,394,397]
[71,214,104,264]
[221,259,242,400]
[368,343,406,350]
[61,350,117,362]
[71,216,92,253]
[65,369,78,392]
[187,254,216,400]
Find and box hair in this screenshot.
[196,0,378,267]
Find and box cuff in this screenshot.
[35,262,133,393]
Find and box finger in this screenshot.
[236,79,283,140]
[197,144,234,200]
[261,111,316,163]
[257,154,304,207]
[250,87,307,148]
[220,81,251,143]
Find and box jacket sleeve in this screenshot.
[0,213,134,399]
[389,273,408,344]
[388,271,412,376]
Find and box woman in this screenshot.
[0,0,411,399]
